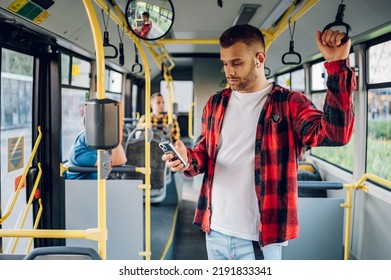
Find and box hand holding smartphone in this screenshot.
[159,140,188,169]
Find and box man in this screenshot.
[134,11,152,38]
[162,24,355,260]
[137,92,181,141]
[67,120,127,180]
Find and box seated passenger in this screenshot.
[67,129,127,180]
[137,92,180,141]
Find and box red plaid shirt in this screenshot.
[136,22,152,38]
[184,59,355,247]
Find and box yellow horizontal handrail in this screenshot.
[26,198,43,254]
[144,42,175,71]
[0,228,107,241]
[355,173,391,190]
[0,126,42,224]
[264,0,319,51]
[11,162,42,253]
[154,1,318,53]
[157,38,219,45]
[59,163,145,176]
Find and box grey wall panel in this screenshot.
[65,179,143,260]
[283,197,344,260]
[361,194,391,259]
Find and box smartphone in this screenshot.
[158,140,188,168]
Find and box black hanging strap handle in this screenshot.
[281,19,302,65]
[282,40,302,65]
[101,9,118,60]
[118,25,125,66]
[131,42,143,73]
[264,67,271,77]
[322,1,351,44]
[103,31,119,59]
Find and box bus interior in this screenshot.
[0,0,391,261]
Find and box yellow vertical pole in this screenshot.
[137,40,152,259]
[341,186,353,260]
[164,73,173,125]
[188,102,195,140]
[82,0,107,260]
[112,3,151,260]
[94,0,152,260]
[170,75,176,120]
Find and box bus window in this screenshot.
[108,70,123,93]
[368,41,391,84]
[61,55,91,161]
[311,61,327,91]
[71,57,91,88]
[132,84,138,119]
[105,69,123,112]
[61,88,87,161]
[160,80,194,113]
[291,69,305,92]
[61,54,70,85]
[367,40,391,181]
[367,88,391,181]
[276,73,290,89]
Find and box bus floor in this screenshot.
[173,175,207,260]
[150,171,207,260]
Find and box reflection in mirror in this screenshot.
[126,0,174,40]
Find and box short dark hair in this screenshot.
[151,92,163,100]
[142,12,150,18]
[219,24,265,51]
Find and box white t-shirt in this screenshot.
[211,84,272,241]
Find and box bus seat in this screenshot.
[297,161,326,197]
[124,128,170,203]
[122,123,135,148]
[24,246,102,260]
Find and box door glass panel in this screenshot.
[1,48,34,253]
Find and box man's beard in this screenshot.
[228,62,258,92]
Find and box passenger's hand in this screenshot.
[138,122,151,129]
[162,140,189,172]
[316,30,351,62]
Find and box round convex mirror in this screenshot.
[125,0,175,40]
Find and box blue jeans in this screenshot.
[206,230,286,260]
